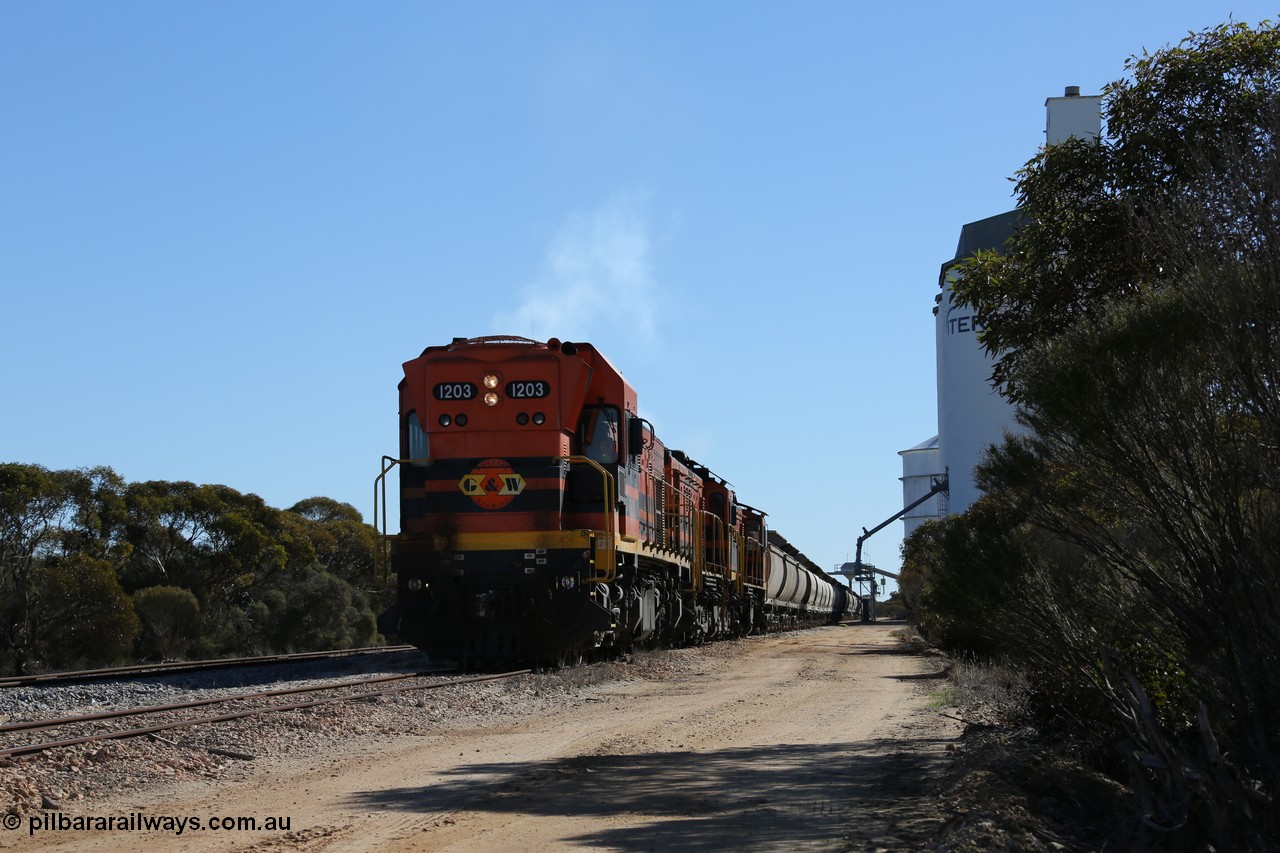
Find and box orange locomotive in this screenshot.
[375,336,847,665]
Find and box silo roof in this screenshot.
[940,208,1025,284]
[900,435,940,454]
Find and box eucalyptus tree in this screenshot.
[922,20,1280,846]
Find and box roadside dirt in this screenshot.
[8,623,961,851]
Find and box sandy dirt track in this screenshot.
[8,624,960,852]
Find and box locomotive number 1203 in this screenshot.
[433,382,477,400]
[506,380,550,399]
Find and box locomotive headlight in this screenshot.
[483,392,499,407]
[407,577,424,591]
[482,374,500,389]
[532,412,545,425]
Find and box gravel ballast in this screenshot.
[0,646,707,817]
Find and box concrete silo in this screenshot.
[934,210,1026,515]
[909,87,1102,521]
[899,435,945,539]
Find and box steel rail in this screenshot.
[0,670,453,735]
[0,670,531,759]
[0,645,417,689]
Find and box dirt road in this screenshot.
[8,623,960,851]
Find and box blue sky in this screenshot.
[3,2,1274,588]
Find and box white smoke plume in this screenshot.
[494,192,658,344]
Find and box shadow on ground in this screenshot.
[348,737,953,851]
[842,644,933,657]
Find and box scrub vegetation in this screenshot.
[0,463,385,675]
[902,19,1280,849]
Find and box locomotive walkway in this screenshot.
[9,624,962,851]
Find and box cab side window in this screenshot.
[582,407,620,464]
[407,412,429,461]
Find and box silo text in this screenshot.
[947,314,985,335]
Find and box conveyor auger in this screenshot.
[841,472,949,618]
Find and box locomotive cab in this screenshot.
[566,405,621,504]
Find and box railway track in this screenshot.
[0,644,418,689]
[0,669,531,759]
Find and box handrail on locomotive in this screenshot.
[555,455,618,584]
[373,455,418,586]
[374,453,626,586]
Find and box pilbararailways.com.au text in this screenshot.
[15,812,292,836]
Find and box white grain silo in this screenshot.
[899,435,945,538]
[930,87,1101,516]
[934,211,1024,515]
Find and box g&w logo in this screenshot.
[458,459,526,510]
